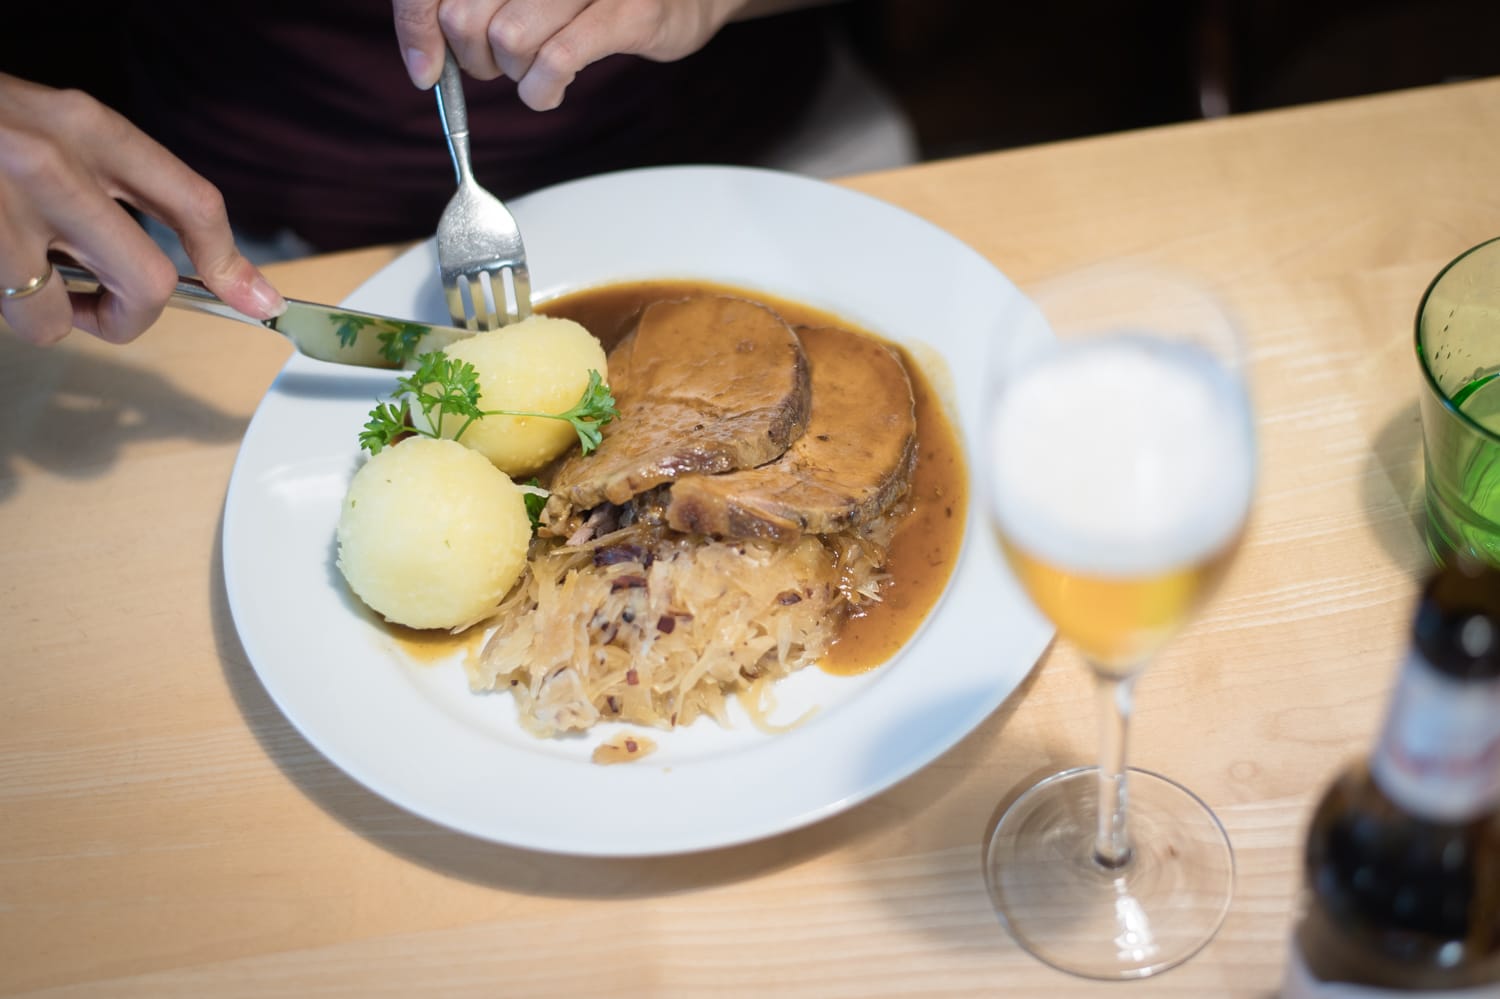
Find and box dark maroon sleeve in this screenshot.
[123,1,828,251]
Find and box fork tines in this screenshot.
[444,265,531,331]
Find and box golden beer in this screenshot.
[987,333,1254,674]
[998,533,1240,672]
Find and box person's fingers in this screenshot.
[439,0,507,80]
[0,241,72,347]
[484,0,593,85]
[418,0,735,109]
[0,131,71,345]
[42,95,286,325]
[391,0,446,88]
[513,0,735,111]
[514,0,658,111]
[153,179,285,323]
[44,189,180,344]
[0,79,280,344]
[0,95,171,344]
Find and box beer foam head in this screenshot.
[987,335,1255,576]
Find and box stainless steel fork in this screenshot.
[434,49,531,330]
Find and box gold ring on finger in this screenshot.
[2,262,55,300]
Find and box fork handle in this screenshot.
[434,48,475,187]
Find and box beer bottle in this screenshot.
[1284,562,1500,995]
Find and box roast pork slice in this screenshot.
[665,325,917,541]
[546,296,811,516]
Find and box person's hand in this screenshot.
[391,0,753,111]
[0,73,284,347]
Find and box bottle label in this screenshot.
[1282,946,1500,996]
[1369,652,1500,823]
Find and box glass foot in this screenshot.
[984,766,1234,979]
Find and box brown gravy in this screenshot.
[390,621,490,665]
[540,280,968,677]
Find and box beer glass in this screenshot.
[1416,236,1500,568]
[983,266,1253,979]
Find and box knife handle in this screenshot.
[57,263,264,327]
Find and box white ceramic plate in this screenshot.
[223,165,1052,856]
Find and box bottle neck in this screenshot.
[1369,650,1500,823]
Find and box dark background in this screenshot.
[7,0,1500,164]
[843,0,1500,159]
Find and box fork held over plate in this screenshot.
[434,49,532,330]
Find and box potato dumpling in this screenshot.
[434,315,608,477]
[337,437,530,630]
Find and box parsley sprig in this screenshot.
[358,350,619,456]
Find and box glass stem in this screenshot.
[1092,668,1138,869]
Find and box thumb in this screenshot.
[199,250,286,322]
[391,0,445,89]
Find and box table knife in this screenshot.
[57,263,474,368]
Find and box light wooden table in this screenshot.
[4,77,1498,997]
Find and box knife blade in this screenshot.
[57,264,474,368]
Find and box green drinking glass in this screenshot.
[1417,236,1500,567]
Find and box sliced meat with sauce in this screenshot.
[544,296,811,521]
[665,325,917,541]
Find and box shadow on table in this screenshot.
[0,337,246,503]
[862,683,1084,959]
[1362,399,1429,572]
[209,512,1026,898]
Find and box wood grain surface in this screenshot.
[5,77,1499,997]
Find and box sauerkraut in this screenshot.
[468,503,904,737]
